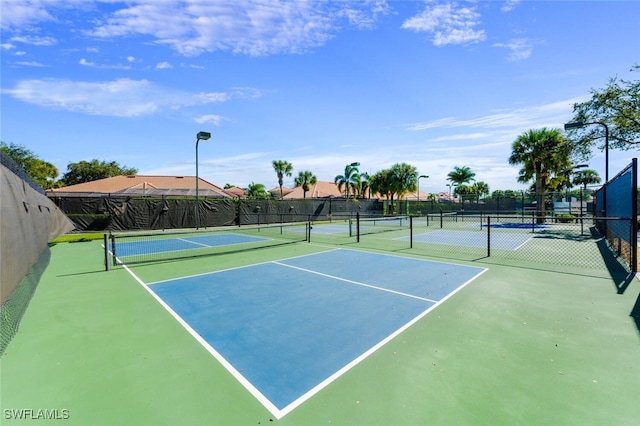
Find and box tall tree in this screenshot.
[572,169,601,196]
[0,141,61,189]
[356,172,370,199]
[390,162,418,201]
[61,159,137,185]
[509,128,573,222]
[471,181,490,201]
[447,166,476,186]
[567,64,640,151]
[334,163,360,198]
[246,182,269,199]
[369,169,394,201]
[293,170,317,199]
[272,160,293,200]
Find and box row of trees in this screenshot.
[0,142,137,189]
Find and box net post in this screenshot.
[487,216,491,257]
[440,209,443,229]
[410,215,413,249]
[103,233,110,271]
[356,212,360,243]
[110,233,117,266]
[531,213,535,233]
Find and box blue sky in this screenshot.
[1,0,638,193]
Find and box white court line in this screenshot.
[272,261,438,303]
[276,264,488,418]
[127,248,488,419]
[121,264,284,418]
[176,237,211,247]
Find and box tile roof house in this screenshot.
[268,186,294,199]
[282,181,344,199]
[46,175,233,197]
[280,181,438,200]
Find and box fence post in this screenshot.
[103,233,110,271]
[487,216,491,257]
[110,234,117,267]
[410,216,413,249]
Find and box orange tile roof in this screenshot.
[47,175,233,197]
[283,181,344,199]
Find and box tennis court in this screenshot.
[136,249,486,418]
[2,219,639,425]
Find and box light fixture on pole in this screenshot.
[418,175,429,202]
[195,131,211,229]
[564,121,609,219]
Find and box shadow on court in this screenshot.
[631,293,640,336]
[592,229,635,294]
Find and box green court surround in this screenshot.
[1,239,639,425]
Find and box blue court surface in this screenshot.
[402,230,532,250]
[115,233,268,256]
[145,249,486,418]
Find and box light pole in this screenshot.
[418,175,429,202]
[564,121,609,220]
[195,131,211,229]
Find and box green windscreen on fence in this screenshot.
[0,153,75,355]
[594,158,638,272]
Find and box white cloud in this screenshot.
[89,0,390,56]
[0,0,55,30]
[194,114,224,126]
[156,61,172,69]
[2,78,245,117]
[9,35,57,46]
[401,3,486,46]
[14,61,46,67]
[493,38,535,61]
[79,58,131,69]
[501,0,521,12]
[407,97,588,132]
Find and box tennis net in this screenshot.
[106,222,310,267]
[351,214,412,238]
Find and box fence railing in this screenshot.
[348,213,636,274]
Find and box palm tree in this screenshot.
[369,169,393,201]
[334,163,360,198]
[509,128,573,222]
[246,182,269,199]
[447,166,476,186]
[294,170,317,199]
[357,172,370,199]
[472,181,490,201]
[455,184,473,205]
[272,160,293,200]
[572,169,601,199]
[390,162,418,201]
